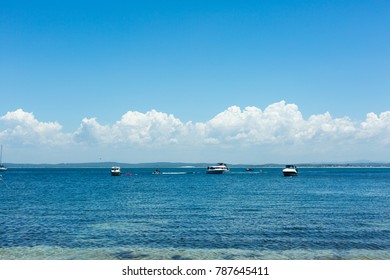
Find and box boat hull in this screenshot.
[206,170,226,174]
[283,171,297,176]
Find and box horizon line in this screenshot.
[3,161,390,166]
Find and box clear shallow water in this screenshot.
[1,168,390,259]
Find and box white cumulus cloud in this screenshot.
[204,101,358,145]
[0,109,71,145]
[73,109,190,145]
[359,112,390,144]
[1,101,390,163]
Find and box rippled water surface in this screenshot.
[1,168,390,259]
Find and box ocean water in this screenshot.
[0,167,389,260]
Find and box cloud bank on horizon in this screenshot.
[1,101,390,164]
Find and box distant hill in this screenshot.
[4,161,390,168]
[4,162,211,168]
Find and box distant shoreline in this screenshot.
[3,162,390,169]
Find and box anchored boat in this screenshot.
[0,145,7,172]
[282,165,298,176]
[111,166,121,176]
[206,163,229,174]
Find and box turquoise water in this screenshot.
[1,168,390,259]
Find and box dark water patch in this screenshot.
[171,254,192,260]
[113,250,150,260]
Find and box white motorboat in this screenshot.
[111,166,121,176]
[206,163,229,174]
[283,165,298,176]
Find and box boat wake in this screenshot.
[161,172,196,175]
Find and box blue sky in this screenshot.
[1,0,390,163]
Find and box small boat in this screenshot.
[245,168,255,172]
[0,145,7,172]
[152,169,162,175]
[206,163,229,174]
[111,166,121,176]
[283,165,298,176]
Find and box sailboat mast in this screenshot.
[0,145,7,171]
